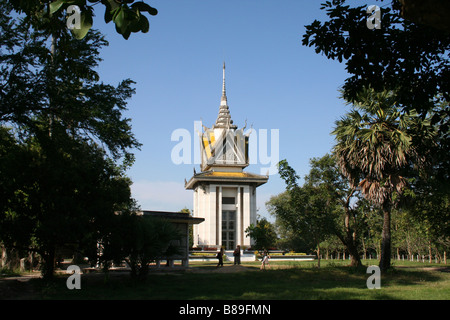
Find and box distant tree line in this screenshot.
[266,151,448,267]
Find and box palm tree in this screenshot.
[332,88,422,272]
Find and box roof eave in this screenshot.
[185,174,268,190]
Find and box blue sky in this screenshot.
[92,0,361,219]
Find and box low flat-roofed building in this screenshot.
[137,210,204,267]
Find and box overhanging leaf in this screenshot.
[49,0,65,14]
[131,2,158,15]
[139,15,149,33]
[113,7,128,33]
[70,10,93,40]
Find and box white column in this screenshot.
[252,186,257,224]
[193,189,198,247]
[197,185,211,246]
[251,185,257,246]
[217,186,222,247]
[209,185,217,247]
[243,185,251,246]
[236,187,241,246]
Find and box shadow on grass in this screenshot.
[4,263,449,300]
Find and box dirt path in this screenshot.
[0,264,269,299]
[0,273,41,300]
[188,264,258,273]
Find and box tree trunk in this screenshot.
[138,258,150,280]
[317,245,321,268]
[348,244,362,267]
[428,242,432,263]
[1,245,6,268]
[435,249,441,264]
[379,201,391,273]
[362,237,367,260]
[42,247,56,280]
[343,204,362,267]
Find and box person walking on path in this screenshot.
[260,249,270,270]
[233,245,241,265]
[216,247,224,268]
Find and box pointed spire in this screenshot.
[220,61,227,106]
[214,62,236,129]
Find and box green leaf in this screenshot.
[139,15,149,33]
[103,0,121,24]
[103,0,121,10]
[131,2,158,15]
[113,7,128,34]
[104,7,114,24]
[71,10,93,40]
[49,0,65,14]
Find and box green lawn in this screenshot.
[24,259,449,300]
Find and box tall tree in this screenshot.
[332,88,428,272]
[306,154,362,267]
[267,192,314,253]
[0,4,140,279]
[0,3,140,159]
[274,156,364,267]
[0,126,135,279]
[402,100,449,252]
[245,217,277,251]
[276,160,338,267]
[0,3,140,154]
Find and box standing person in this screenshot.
[233,245,241,265]
[260,249,271,270]
[216,247,224,268]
